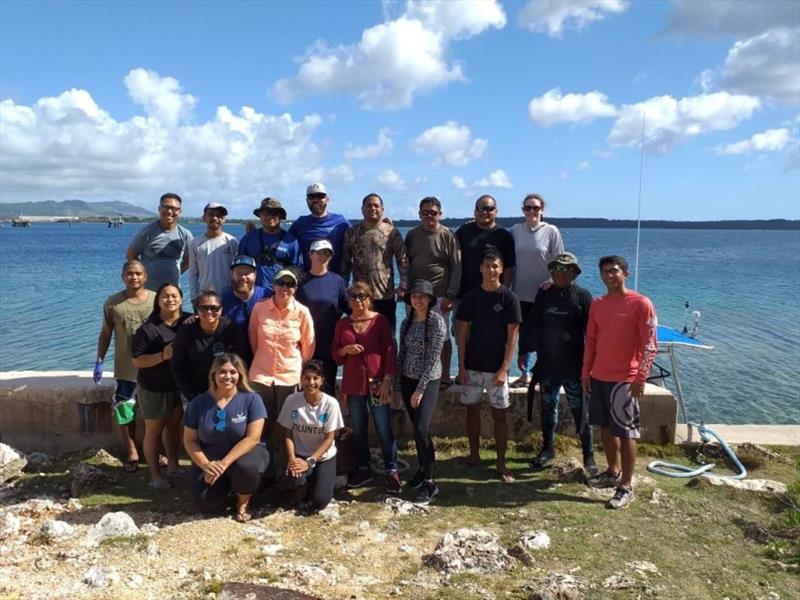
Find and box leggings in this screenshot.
[192,444,270,513]
[400,376,439,480]
[286,455,337,510]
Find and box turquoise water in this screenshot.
[1,222,798,425]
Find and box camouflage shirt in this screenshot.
[341,222,409,299]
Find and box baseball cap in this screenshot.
[548,252,582,275]
[310,239,334,254]
[203,202,228,215]
[273,269,298,284]
[230,256,257,270]
[306,182,327,196]
[253,197,287,219]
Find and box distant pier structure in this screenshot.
[107,217,124,228]
[12,217,31,227]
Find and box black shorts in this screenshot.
[588,379,640,439]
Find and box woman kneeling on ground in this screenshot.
[279,360,344,512]
[395,279,447,505]
[183,353,269,522]
[131,283,192,489]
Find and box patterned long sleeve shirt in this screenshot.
[395,312,447,392]
[341,222,409,299]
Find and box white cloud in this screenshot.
[412,121,488,167]
[412,173,428,185]
[0,70,327,212]
[694,69,716,93]
[271,1,506,110]
[717,128,791,155]
[474,169,512,188]
[663,0,799,38]
[376,168,407,191]
[344,127,393,160]
[721,27,800,106]
[528,88,617,126]
[577,161,591,171]
[608,92,761,154]
[518,0,628,38]
[328,163,356,182]
[451,175,467,189]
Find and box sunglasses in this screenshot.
[307,194,326,200]
[261,210,282,217]
[551,265,573,273]
[420,209,440,217]
[350,293,369,301]
[274,280,297,288]
[160,204,181,212]
[198,305,221,313]
[523,205,543,213]
[213,409,226,432]
[477,206,496,212]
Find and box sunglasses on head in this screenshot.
[274,279,297,288]
[213,409,226,432]
[523,205,543,212]
[477,205,496,212]
[198,305,221,313]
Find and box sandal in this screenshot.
[439,380,453,391]
[235,511,252,523]
[509,378,531,389]
[123,458,139,473]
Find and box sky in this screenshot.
[0,0,798,221]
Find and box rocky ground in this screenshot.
[0,441,797,599]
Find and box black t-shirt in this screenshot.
[455,222,515,298]
[131,312,192,392]
[529,284,593,380]
[170,318,251,400]
[456,285,522,373]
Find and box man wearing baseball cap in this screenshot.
[221,255,272,330]
[188,202,239,303]
[526,252,597,476]
[289,183,351,274]
[238,197,303,295]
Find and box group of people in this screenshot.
[95,182,657,516]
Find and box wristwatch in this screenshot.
[306,457,317,470]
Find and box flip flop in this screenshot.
[509,379,531,389]
[497,468,515,483]
[439,380,453,391]
[235,511,252,523]
[123,458,139,473]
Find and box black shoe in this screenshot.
[583,454,599,477]
[529,448,555,470]
[346,468,373,489]
[406,470,425,491]
[415,481,439,505]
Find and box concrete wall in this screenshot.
[0,372,677,454]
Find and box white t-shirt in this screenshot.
[510,222,564,302]
[188,232,239,300]
[277,391,344,462]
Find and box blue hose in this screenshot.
[647,422,748,480]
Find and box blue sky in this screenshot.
[1,0,798,220]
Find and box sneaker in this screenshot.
[385,471,401,494]
[347,468,373,489]
[589,469,622,488]
[529,448,555,470]
[607,486,634,509]
[406,471,425,491]
[583,454,600,477]
[415,481,439,505]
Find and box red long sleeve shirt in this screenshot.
[331,314,397,396]
[581,291,658,385]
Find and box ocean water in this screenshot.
[1,222,798,425]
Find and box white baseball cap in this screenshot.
[306,182,327,196]
[310,239,334,253]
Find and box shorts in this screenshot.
[432,297,458,337]
[112,380,138,426]
[138,387,181,420]
[458,370,510,410]
[588,379,640,439]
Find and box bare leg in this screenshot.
[441,339,453,383]
[119,421,138,462]
[620,438,637,487]
[143,419,166,480]
[235,494,253,522]
[492,407,513,481]
[601,427,621,475]
[163,405,183,472]
[462,404,482,465]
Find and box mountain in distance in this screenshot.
[0,199,156,218]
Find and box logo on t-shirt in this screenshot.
[493,303,503,312]
[231,412,246,424]
[319,412,329,423]
[291,410,299,421]
[212,342,226,358]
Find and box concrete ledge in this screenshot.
[676,423,800,446]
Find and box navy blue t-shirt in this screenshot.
[296,271,349,360]
[184,391,267,461]
[289,213,351,274]
[237,229,303,292]
[222,286,272,330]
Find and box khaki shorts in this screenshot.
[138,387,181,421]
[458,370,510,410]
[431,297,458,337]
